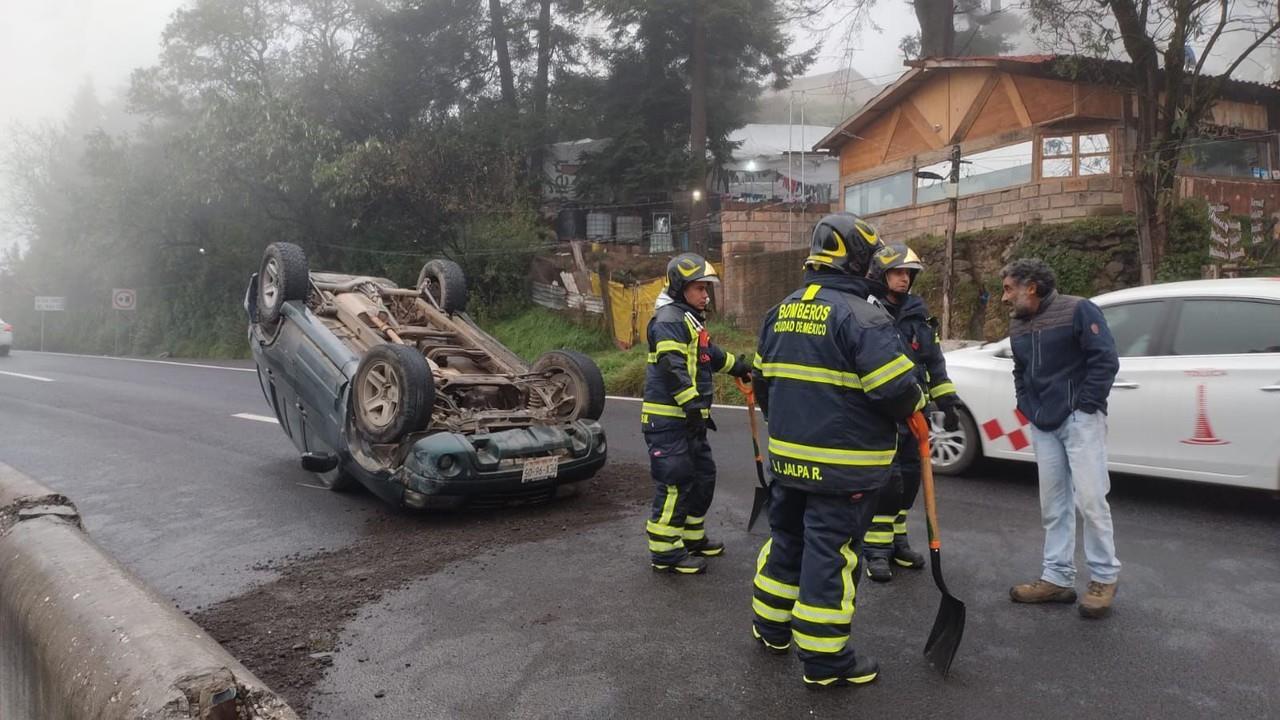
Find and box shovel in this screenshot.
[735,377,770,531]
[907,410,966,676]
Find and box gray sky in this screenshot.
[0,0,186,130]
[0,0,924,132]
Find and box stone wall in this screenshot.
[861,176,1128,240]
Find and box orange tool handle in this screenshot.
[908,411,942,550]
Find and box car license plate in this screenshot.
[521,456,559,483]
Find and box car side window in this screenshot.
[1100,301,1166,357]
[1170,299,1280,355]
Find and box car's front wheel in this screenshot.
[533,349,606,421]
[353,344,435,444]
[930,405,980,475]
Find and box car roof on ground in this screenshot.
[1093,277,1280,305]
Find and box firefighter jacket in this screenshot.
[885,293,957,405]
[752,271,925,495]
[641,299,742,428]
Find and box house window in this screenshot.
[1182,136,1272,179]
[1040,132,1112,178]
[915,141,1034,203]
[844,171,913,215]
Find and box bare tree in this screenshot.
[1028,0,1280,283]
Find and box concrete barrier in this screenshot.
[0,463,299,719]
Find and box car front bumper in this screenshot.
[391,420,608,508]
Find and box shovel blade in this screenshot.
[747,487,770,531]
[923,593,966,676]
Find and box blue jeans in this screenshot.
[1030,410,1121,586]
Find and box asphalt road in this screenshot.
[2,350,1278,719]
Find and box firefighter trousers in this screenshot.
[864,439,921,560]
[644,424,716,564]
[752,481,880,678]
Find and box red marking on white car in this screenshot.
[1182,384,1229,446]
[982,409,1031,451]
[1183,369,1227,377]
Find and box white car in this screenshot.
[0,317,11,356]
[932,278,1280,491]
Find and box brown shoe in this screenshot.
[1009,579,1077,604]
[1078,580,1118,619]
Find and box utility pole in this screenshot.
[942,143,961,340]
[688,0,709,256]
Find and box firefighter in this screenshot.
[750,213,925,687]
[643,253,752,575]
[861,244,961,582]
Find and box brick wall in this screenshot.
[720,205,830,253]
[857,176,1127,240]
[719,247,808,332]
[718,205,831,328]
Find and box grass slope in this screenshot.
[488,307,757,405]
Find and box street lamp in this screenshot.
[746,160,758,200]
[691,189,703,202]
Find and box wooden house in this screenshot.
[814,55,1280,238]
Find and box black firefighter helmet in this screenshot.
[867,243,924,290]
[664,252,720,301]
[804,212,883,276]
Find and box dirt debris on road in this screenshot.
[192,463,651,714]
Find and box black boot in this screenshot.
[652,555,708,574]
[892,535,926,569]
[864,551,893,583]
[686,538,725,557]
[803,655,880,688]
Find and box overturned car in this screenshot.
[244,242,608,509]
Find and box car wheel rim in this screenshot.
[421,275,442,305]
[929,413,966,468]
[360,361,401,429]
[262,258,280,308]
[546,369,579,417]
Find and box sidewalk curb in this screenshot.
[0,463,299,719]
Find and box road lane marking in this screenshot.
[0,370,55,382]
[296,483,330,490]
[233,413,280,424]
[28,351,256,373]
[606,394,749,411]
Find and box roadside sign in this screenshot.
[112,288,137,311]
[34,296,65,312]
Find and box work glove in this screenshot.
[684,406,706,434]
[936,395,960,432]
[729,356,753,380]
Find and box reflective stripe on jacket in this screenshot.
[753,271,925,494]
[642,302,737,428]
[888,294,956,402]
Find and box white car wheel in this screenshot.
[930,407,980,475]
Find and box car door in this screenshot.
[1155,297,1280,490]
[1095,299,1177,470]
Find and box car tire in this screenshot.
[931,405,980,476]
[417,259,468,314]
[353,343,435,444]
[316,462,358,492]
[533,349,606,421]
[257,242,310,327]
